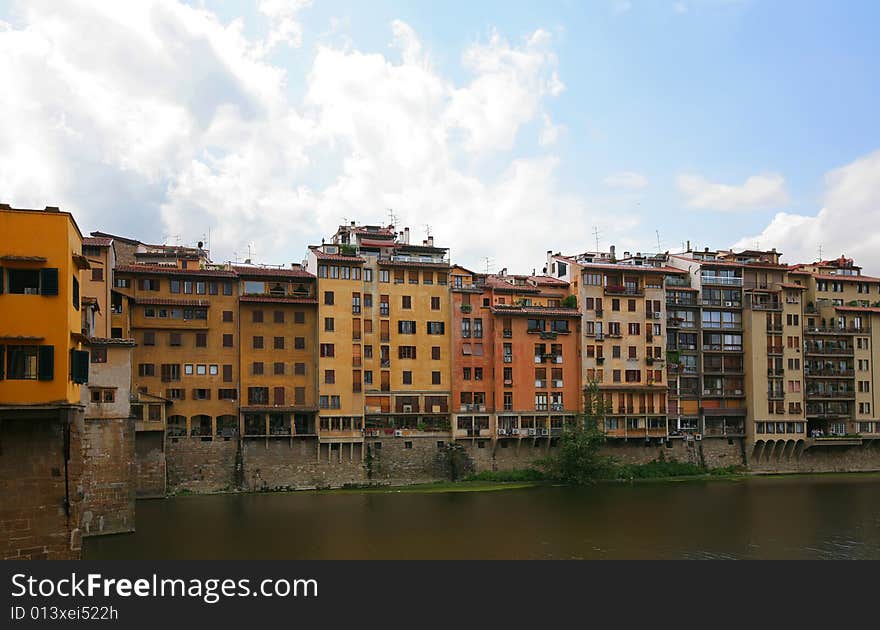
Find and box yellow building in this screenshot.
[0,203,92,559]
[114,262,240,440]
[307,223,452,449]
[0,204,91,406]
[235,264,319,439]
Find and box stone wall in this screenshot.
[135,431,166,498]
[78,417,135,536]
[241,438,366,490]
[166,436,239,493]
[0,414,81,560]
[749,438,880,473]
[367,437,449,485]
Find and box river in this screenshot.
[83,474,880,560]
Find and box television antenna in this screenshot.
[482,256,494,274]
[592,226,601,253]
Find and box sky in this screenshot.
[1,0,879,273]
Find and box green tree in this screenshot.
[537,379,614,484]
[561,295,578,309]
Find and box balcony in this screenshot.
[665,276,691,288]
[804,369,854,378]
[750,301,782,312]
[604,285,643,296]
[701,275,743,287]
[767,391,785,400]
[767,324,783,332]
[806,326,870,335]
[667,296,697,306]
[767,346,784,355]
[804,345,853,356]
[806,390,856,399]
[767,368,785,377]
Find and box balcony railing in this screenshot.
[804,346,853,356]
[804,369,854,378]
[806,390,856,399]
[806,326,871,335]
[701,275,743,286]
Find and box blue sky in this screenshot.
[1,0,878,269]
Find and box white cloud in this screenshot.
[735,150,880,268]
[604,171,649,190]
[677,172,789,211]
[0,0,603,272]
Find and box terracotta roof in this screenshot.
[528,275,570,287]
[777,282,807,290]
[88,337,136,347]
[396,243,448,253]
[232,265,314,279]
[813,274,880,284]
[115,264,236,278]
[134,297,211,307]
[579,263,688,275]
[239,296,318,305]
[490,305,581,318]
[82,237,112,247]
[309,247,365,263]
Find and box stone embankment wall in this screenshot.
[78,417,136,537]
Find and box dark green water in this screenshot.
[83,475,880,560]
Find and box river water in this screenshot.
[83,475,880,560]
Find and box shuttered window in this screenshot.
[70,348,89,384]
[39,268,59,296]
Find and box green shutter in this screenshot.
[72,276,80,310]
[0,345,4,379]
[40,268,59,296]
[0,266,4,293]
[70,349,89,384]
[37,345,54,381]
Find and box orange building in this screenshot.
[450,267,581,442]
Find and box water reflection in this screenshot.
[84,476,880,560]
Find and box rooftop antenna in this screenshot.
[655,230,662,253]
[592,226,601,252]
[482,256,493,274]
[387,208,398,229]
[423,224,432,237]
[818,244,823,261]
[247,242,255,262]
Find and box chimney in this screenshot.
[610,245,616,257]
[500,267,507,276]
[704,247,709,253]
[427,236,434,247]
[624,252,630,259]
[686,240,691,252]
[350,220,355,226]
[44,206,59,213]
[532,268,536,276]
[404,227,410,244]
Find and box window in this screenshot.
[379,270,389,283]
[6,345,42,379]
[223,334,233,347]
[160,364,181,382]
[320,343,335,357]
[169,332,182,347]
[209,364,218,376]
[138,363,155,377]
[274,362,285,376]
[183,281,193,294]
[432,371,441,385]
[402,295,412,309]
[431,296,440,310]
[294,311,305,324]
[253,336,264,349]
[138,278,160,291]
[325,370,335,384]
[463,367,472,380]
[398,320,416,334]
[274,336,284,349]
[7,269,42,294]
[294,363,306,375]
[90,347,107,363]
[196,281,206,295]
[218,389,237,400]
[324,291,334,305]
[252,310,264,323]
[324,317,335,332]
[223,310,233,322]
[427,321,445,335]
[195,332,207,348]
[295,337,305,349]
[402,371,413,385]
[399,346,417,359]
[253,362,264,376]
[432,346,441,360]
[223,282,233,296]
